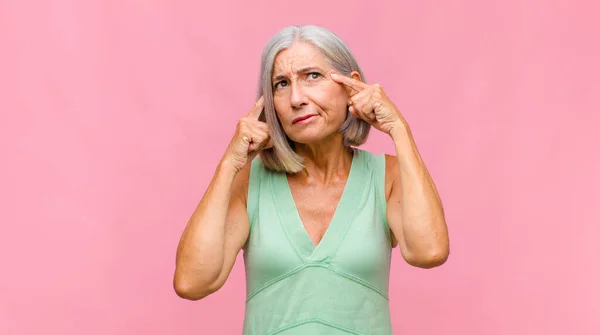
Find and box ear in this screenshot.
[344,71,364,95]
[349,71,363,82]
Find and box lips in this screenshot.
[292,114,318,124]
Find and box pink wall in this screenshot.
[1,1,599,334]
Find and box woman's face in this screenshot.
[271,42,350,145]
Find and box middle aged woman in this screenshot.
[174,25,450,334]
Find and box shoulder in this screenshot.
[231,158,261,207]
[384,153,399,174]
[355,149,397,200]
[238,156,271,206]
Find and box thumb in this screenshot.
[240,135,252,151]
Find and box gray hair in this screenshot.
[256,25,370,173]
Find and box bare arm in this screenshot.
[386,126,450,269]
[328,72,449,268]
[173,97,269,300]
[173,163,250,300]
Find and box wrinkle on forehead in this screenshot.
[272,42,328,78]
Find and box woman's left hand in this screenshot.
[331,73,407,138]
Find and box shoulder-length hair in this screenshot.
[256,25,370,173]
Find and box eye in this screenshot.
[273,81,288,90]
[308,72,321,80]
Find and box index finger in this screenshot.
[247,96,265,119]
[330,73,367,91]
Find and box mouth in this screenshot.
[292,114,318,124]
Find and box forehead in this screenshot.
[272,42,330,74]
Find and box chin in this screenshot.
[288,130,339,146]
[288,134,324,145]
[283,118,345,145]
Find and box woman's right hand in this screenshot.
[221,96,273,173]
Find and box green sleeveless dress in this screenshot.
[242,148,393,335]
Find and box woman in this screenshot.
[174,25,449,334]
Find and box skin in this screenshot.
[173,41,449,301]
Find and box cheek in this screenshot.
[311,84,345,110]
[272,97,289,119]
[322,87,348,117]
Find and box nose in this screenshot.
[289,81,308,109]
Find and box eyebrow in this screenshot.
[272,66,325,82]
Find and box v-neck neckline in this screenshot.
[273,148,368,262]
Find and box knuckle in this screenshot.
[238,121,250,131]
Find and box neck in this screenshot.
[293,134,354,184]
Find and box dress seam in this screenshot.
[264,318,369,335]
[246,262,389,302]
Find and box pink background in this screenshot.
[1,1,599,334]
